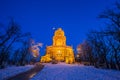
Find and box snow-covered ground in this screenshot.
[31,63,120,80]
[0,65,34,80]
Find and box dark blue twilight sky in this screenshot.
[0,0,116,55]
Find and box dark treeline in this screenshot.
[76,2,120,70]
[0,19,34,69]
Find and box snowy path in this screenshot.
[31,63,120,80]
[0,65,34,80]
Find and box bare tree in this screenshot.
[79,40,94,65]
[0,19,31,68]
[0,20,21,68]
[98,2,120,69]
[99,2,120,42]
[86,30,111,68]
[85,2,120,69]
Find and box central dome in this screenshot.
[54,28,64,36]
[53,28,66,46]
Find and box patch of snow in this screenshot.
[0,65,34,80]
[31,63,120,80]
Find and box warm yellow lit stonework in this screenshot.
[41,28,75,64]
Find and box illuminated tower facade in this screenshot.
[41,28,75,64]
